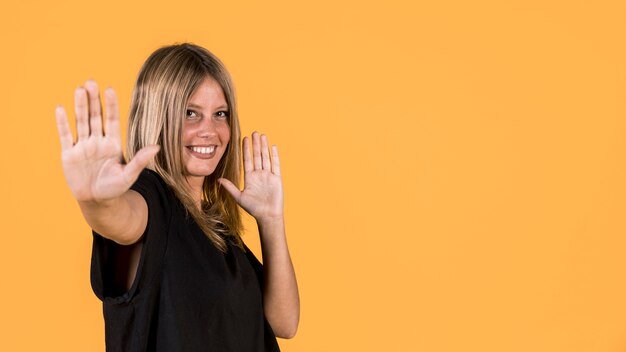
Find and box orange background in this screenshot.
[1,0,626,351]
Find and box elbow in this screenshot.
[275,324,298,339]
[265,299,300,339]
[272,315,299,339]
[280,332,297,340]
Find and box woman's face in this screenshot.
[182,76,231,186]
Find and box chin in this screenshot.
[191,168,218,177]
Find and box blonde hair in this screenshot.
[127,43,243,252]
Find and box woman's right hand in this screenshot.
[55,80,160,204]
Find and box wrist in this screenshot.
[78,196,123,215]
[256,215,285,228]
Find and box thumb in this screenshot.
[123,145,160,184]
[218,178,242,202]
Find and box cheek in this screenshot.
[218,124,231,142]
[182,124,195,143]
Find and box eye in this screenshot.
[186,109,199,120]
[216,111,230,119]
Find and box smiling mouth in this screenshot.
[187,145,217,159]
[189,146,215,154]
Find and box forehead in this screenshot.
[187,77,227,109]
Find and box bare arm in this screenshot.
[77,191,148,245]
[219,132,300,339]
[56,80,159,244]
[257,216,300,339]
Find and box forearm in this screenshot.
[78,190,147,245]
[258,217,300,339]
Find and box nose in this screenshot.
[197,117,218,138]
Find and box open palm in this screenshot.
[219,132,284,221]
[56,80,159,203]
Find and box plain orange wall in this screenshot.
[1,0,626,351]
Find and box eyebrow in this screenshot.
[187,103,229,110]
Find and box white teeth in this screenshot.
[191,146,215,154]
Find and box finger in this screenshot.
[123,145,160,186]
[252,131,262,170]
[55,106,73,151]
[217,178,242,203]
[85,80,103,136]
[271,145,281,176]
[104,88,121,145]
[243,136,253,174]
[261,134,271,170]
[74,87,89,141]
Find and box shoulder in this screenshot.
[131,168,168,194]
[130,168,179,220]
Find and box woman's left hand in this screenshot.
[219,132,284,222]
[221,132,299,338]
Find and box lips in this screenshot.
[186,145,217,159]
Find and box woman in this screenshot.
[55,43,299,351]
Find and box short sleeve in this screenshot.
[90,169,173,303]
[243,243,265,290]
[241,244,280,351]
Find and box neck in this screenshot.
[185,175,205,210]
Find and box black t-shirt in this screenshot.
[91,169,280,351]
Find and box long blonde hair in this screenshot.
[126,43,243,252]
